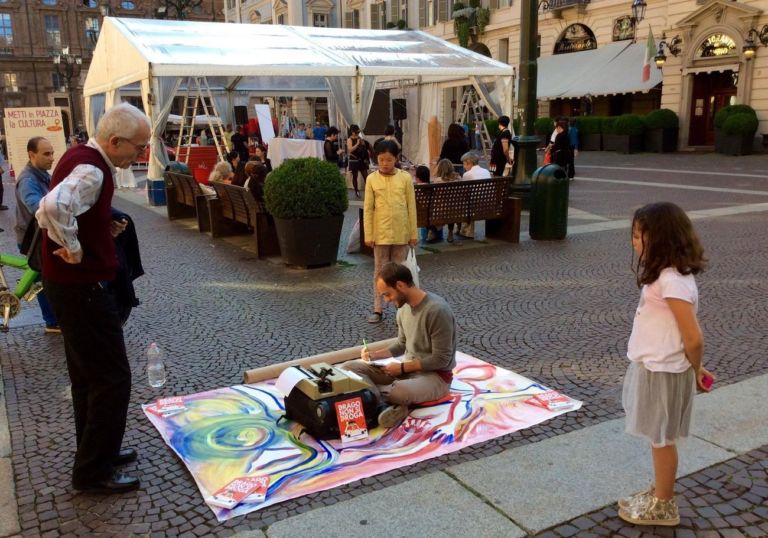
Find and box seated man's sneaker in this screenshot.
[378,404,409,428]
[618,495,679,527]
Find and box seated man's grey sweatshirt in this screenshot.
[388,291,457,372]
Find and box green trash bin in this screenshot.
[530,164,569,240]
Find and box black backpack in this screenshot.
[19,219,43,272]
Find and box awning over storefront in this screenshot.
[537,41,663,99]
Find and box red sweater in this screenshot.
[42,145,117,284]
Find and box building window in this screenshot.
[227,0,236,9]
[313,13,327,27]
[120,1,136,9]
[44,14,61,51]
[344,8,360,28]
[277,13,285,24]
[372,3,386,29]
[42,0,58,5]
[52,72,65,91]
[2,72,18,91]
[83,0,98,7]
[85,17,99,48]
[0,13,12,54]
[697,33,736,57]
[498,38,509,63]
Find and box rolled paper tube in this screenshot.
[242,338,399,384]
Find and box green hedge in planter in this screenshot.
[644,109,679,130]
[576,116,602,135]
[722,113,759,136]
[534,116,553,137]
[714,104,757,130]
[614,114,645,136]
[485,119,499,139]
[601,117,618,135]
[264,157,349,219]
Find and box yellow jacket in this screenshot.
[363,170,417,245]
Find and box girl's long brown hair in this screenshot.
[632,202,707,287]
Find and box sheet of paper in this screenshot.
[370,358,401,367]
[274,367,310,396]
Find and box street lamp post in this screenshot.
[52,46,83,137]
[512,0,540,185]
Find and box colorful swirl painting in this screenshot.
[143,352,582,521]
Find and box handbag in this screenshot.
[542,146,552,165]
[20,219,43,272]
[402,247,420,288]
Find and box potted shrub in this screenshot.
[643,109,679,153]
[534,116,553,148]
[714,105,758,155]
[601,116,619,151]
[264,157,349,267]
[577,116,602,151]
[612,114,644,154]
[720,113,759,156]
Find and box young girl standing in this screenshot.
[363,140,417,323]
[619,202,714,526]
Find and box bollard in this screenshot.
[529,164,569,240]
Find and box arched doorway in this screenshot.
[687,33,739,146]
[469,42,492,58]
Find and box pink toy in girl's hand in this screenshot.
[701,373,714,391]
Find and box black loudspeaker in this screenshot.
[393,98,407,121]
[363,90,391,134]
[234,106,249,126]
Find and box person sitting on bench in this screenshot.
[342,262,457,428]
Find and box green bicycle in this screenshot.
[0,252,43,332]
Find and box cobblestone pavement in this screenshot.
[0,151,766,537]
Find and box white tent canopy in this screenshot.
[83,17,514,178]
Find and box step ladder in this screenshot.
[458,88,493,159]
[176,76,230,164]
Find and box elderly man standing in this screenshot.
[36,103,150,494]
[14,136,58,332]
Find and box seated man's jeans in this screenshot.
[342,359,449,407]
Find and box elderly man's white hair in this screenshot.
[95,103,151,140]
[460,151,481,165]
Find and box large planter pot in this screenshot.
[602,134,620,152]
[273,215,344,267]
[644,128,678,153]
[716,132,755,156]
[614,134,644,154]
[581,133,602,151]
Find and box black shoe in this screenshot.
[354,191,361,199]
[74,472,140,494]
[0,205,8,211]
[112,447,138,466]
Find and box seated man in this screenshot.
[343,262,456,428]
[458,151,492,238]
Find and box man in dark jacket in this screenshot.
[36,103,150,494]
[14,136,58,331]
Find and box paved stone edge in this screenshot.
[0,362,20,537]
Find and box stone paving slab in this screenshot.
[693,372,768,453]
[449,416,732,534]
[265,471,525,538]
[0,458,20,536]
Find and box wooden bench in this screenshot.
[359,176,521,254]
[163,171,213,232]
[208,182,280,259]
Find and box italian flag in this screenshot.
[642,27,656,82]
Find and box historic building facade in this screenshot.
[0,0,221,137]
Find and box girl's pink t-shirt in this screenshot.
[627,267,698,373]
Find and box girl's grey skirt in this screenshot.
[622,361,696,447]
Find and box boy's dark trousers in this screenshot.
[568,146,576,179]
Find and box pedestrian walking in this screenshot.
[363,140,417,324]
[347,124,370,199]
[618,202,714,527]
[36,102,150,494]
[567,118,579,180]
[489,115,512,176]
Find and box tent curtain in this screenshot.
[354,75,377,131]
[470,76,502,119]
[105,88,120,110]
[494,76,514,122]
[87,93,106,136]
[148,76,182,179]
[414,83,441,166]
[212,94,231,126]
[326,76,355,128]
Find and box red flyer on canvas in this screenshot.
[335,396,369,443]
[208,476,269,509]
[526,390,576,411]
[145,396,187,418]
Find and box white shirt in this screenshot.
[35,138,116,254]
[627,267,698,373]
[462,165,492,181]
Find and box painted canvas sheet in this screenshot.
[144,352,582,521]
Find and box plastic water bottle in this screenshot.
[147,343,166,388]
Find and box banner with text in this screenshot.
[3,108,68,176]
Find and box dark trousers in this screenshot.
[43,280,131,486]
[568,145,576,178]
[348,160,368,193]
